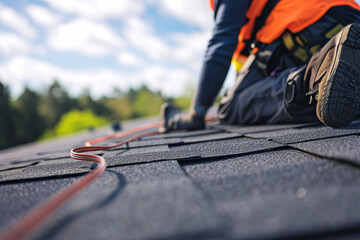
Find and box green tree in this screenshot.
[77,90,110,117]
[132,86,165,117]
[172,82,195,110]
[39,80,76,129]
[54,109,108,136]
[127,88,137,104]
[104,96,132,120]
[13,87,45,144]
[0,81,16,149]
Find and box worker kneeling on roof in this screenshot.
[163,0,360,131]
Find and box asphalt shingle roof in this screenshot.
[1,118,360,239]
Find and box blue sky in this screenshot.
[0,0,215,98]
[1,1,360,99]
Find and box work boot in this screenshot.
[159,103,205,133]
[305,23,360,127]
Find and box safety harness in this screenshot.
[282,23,345,65]
[243,1,348,73]
[209,0,360,73]
[242,0,280,56]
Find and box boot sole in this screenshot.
[318,23,360,127]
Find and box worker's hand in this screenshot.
[168,112,205,131]
[160,103,205,133]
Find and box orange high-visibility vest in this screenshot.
[209,0,360,71]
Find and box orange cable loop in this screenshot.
[85,122,162,146]
[0,123,161,240]
[0,116,218,240]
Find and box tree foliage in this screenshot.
[0,82,16,148]
[132,86,165,118]
[54,110,108,136]
[77,90,111,117]
[13,88,44,144]
[104,96,132,120]
[39,80,76,129]
[172,82,195,110]
[0,79,193,150]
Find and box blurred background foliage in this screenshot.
[0,79,194,150]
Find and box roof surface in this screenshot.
[1,118,360,239]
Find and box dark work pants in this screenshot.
[218,6,360,125]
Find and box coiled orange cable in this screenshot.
[0,116,217,240]
[85,122,163,146]
[0,122,162,240]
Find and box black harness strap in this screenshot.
[242,0,281,56]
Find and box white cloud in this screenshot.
[123,17,171,62]
[0,3,36,39]
[0,56,54,95]
[140,65,195,96]
[43,0,144,20]
[26,5,59,28]
[121,15,212,70]
[170,31,211,69]
[48,19,125,56]
[61,69,130,97]
[122,16,209,69]
[150,0,213,30]
[0,0,215,99]
[116,51,144,67]
[0,32,32,56]
[125,16,154,34]
[43,0,212,30]
[0,56,194,98]
[171,31,211,55]
[0,56,129,97]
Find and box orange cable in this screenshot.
[85,122,162,146]
[0,116,217,240]
[0,123,161,240]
